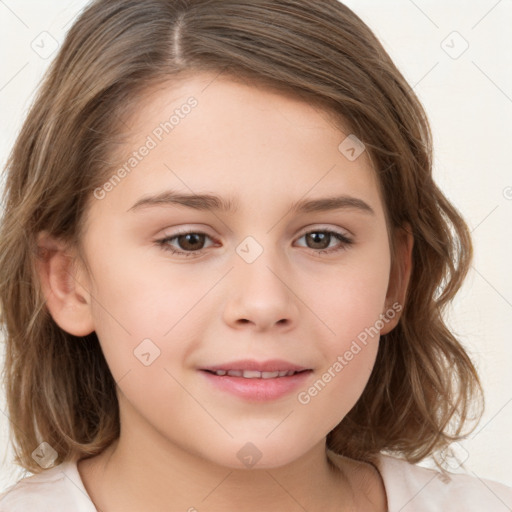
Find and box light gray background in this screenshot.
[1,0,511,491]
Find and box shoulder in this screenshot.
[377,454,512,512]
[0,460,96,512]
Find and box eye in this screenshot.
[295,229,353,254]
[155,230,216,257]
[155,228,353,258]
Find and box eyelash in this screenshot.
[155,228,353,258]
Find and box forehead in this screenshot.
[129,70,346,132]
[86,71,385,225]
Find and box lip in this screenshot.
[201,359,309,373]
[199,359,312,402]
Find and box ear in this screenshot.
[380,223,414,335]
[35,231,95,337]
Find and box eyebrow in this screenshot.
[127,190,375,216]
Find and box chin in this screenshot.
[196,435,318,471]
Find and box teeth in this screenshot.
[212,369,299,378]
[261,371,280,378]
[242,370,263,379]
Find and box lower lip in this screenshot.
[200,370,312,401]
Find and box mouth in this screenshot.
[203,369,309,378]
[199,359,313,401]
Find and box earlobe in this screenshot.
[380,224,414,335]
[35,231,95,336]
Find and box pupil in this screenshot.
[308,232,329,249]
[180,233,204,250]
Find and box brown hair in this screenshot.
[0,0,483,474]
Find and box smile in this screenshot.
[199,360,313,401]
[205,369,306,378]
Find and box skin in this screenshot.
[36,71,413,512]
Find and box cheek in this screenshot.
[86,243,215,382]
[310,244,391,349]
[294,246,390,424]
[295,301,382,436]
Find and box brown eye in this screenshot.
[305,232,331,250]
[156,228,353,259]
[175,233,206,251]
[296,230,353,254]
[156,231,215,257]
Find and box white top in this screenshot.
[1,454,511,511]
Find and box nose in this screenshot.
[222,245,300,332]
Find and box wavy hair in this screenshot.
[0,0,483,474]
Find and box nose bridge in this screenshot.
[235,233,289,297]
[223,233,298,329]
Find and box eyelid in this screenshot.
[296,224,352,238]
[161,225,215,237]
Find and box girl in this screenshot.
[0,0,510,510]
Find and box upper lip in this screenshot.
[200,359,310,372]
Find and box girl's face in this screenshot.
[65,72,406,468]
